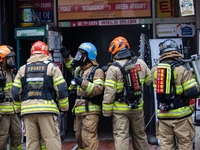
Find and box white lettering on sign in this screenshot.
[130,3,146,9]
[115,4,129,10]
[34,3,52,9]
[43,11,50,19]
[82,5,104,11]
[60,6,71,12]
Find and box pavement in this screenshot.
[61,140,161,150]
[17,133,162,150]
[19,141,161,150]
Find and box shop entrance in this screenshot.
[60,24,153,138]
[18,39,43,66]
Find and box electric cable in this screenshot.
[145,111,155,129]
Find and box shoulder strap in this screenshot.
[85,65,100,82]
[111,62,123,70]
[167,60,181,100]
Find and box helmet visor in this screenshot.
[71,50,87,67]
[74,50,85,61]
[6,56,16,69]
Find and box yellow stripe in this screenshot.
[182,79,197,90]
[102,103,113,111]
[93,79,104,85]
[65,59,73,68]
[157,106,192,117]
[74,105,101,113]
[21,104,59,113]
[59,98,69,106]
[0,105,15,111]
[113,100,143,111]
[53,76,65,86]
[105,80,117,88]
[85,82,95,94]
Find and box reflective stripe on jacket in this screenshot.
[64,55,104,116]
[102,58,151,117]
[11,54,69,116]
[0,68,16,114]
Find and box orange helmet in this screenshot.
[31,41,49,56]
[109,36,130,55]
[0,45,15,62]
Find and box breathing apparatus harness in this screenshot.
[0,63,6,101]
[110,56,142,109]
[21,60,55,101]
[72,65,104,112]
[156,59,189,111]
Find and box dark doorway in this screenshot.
[61,24,153,137]
[19,39,43,66]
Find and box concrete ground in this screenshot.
[19,140,161,150]
[17,132,161,150]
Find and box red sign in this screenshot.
[157,68,165,93]
[54,61,63,72]
[58,0,151,20]
[59,2,150,13]
[135,64,141,71]
[130,68,140,91]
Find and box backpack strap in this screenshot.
[84,65,100,112]
[85,65,100,82]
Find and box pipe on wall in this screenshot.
[152,0,156,39]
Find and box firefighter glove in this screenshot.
[59,47,70,59]
[74,75,83,85]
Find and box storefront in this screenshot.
[1,0,199,143]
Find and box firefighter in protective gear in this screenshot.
[103,36,152,150]
[11,41,69,150]
[151,39,200,150]
[60,42,104,150]
[0,45,22,150]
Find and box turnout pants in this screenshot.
[23,114,61,150]
[0,114,22,150]
[74,114,100,150]
[112,110,149,150]
[157,116,195,150]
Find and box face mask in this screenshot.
[71,50,88,67]
[6,56,16,69]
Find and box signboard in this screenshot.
[54,61,62,72]
[53,53,62,62]
[16,28,45,37]
[157,0,174,18]
[179,0,195,16]
[177,24,195,37]
[157,24,177,37]
[17,0,53,22]
[58,18,152,27]
[150,38,183,66]
[157,24,196,38]
[58,0,151,20]
[48,31,61,52]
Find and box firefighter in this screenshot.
[59,42,104,150]
[151,39,200,150]
[0,45,22,150]
[102,36,152,150]
[11,41,69,150]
